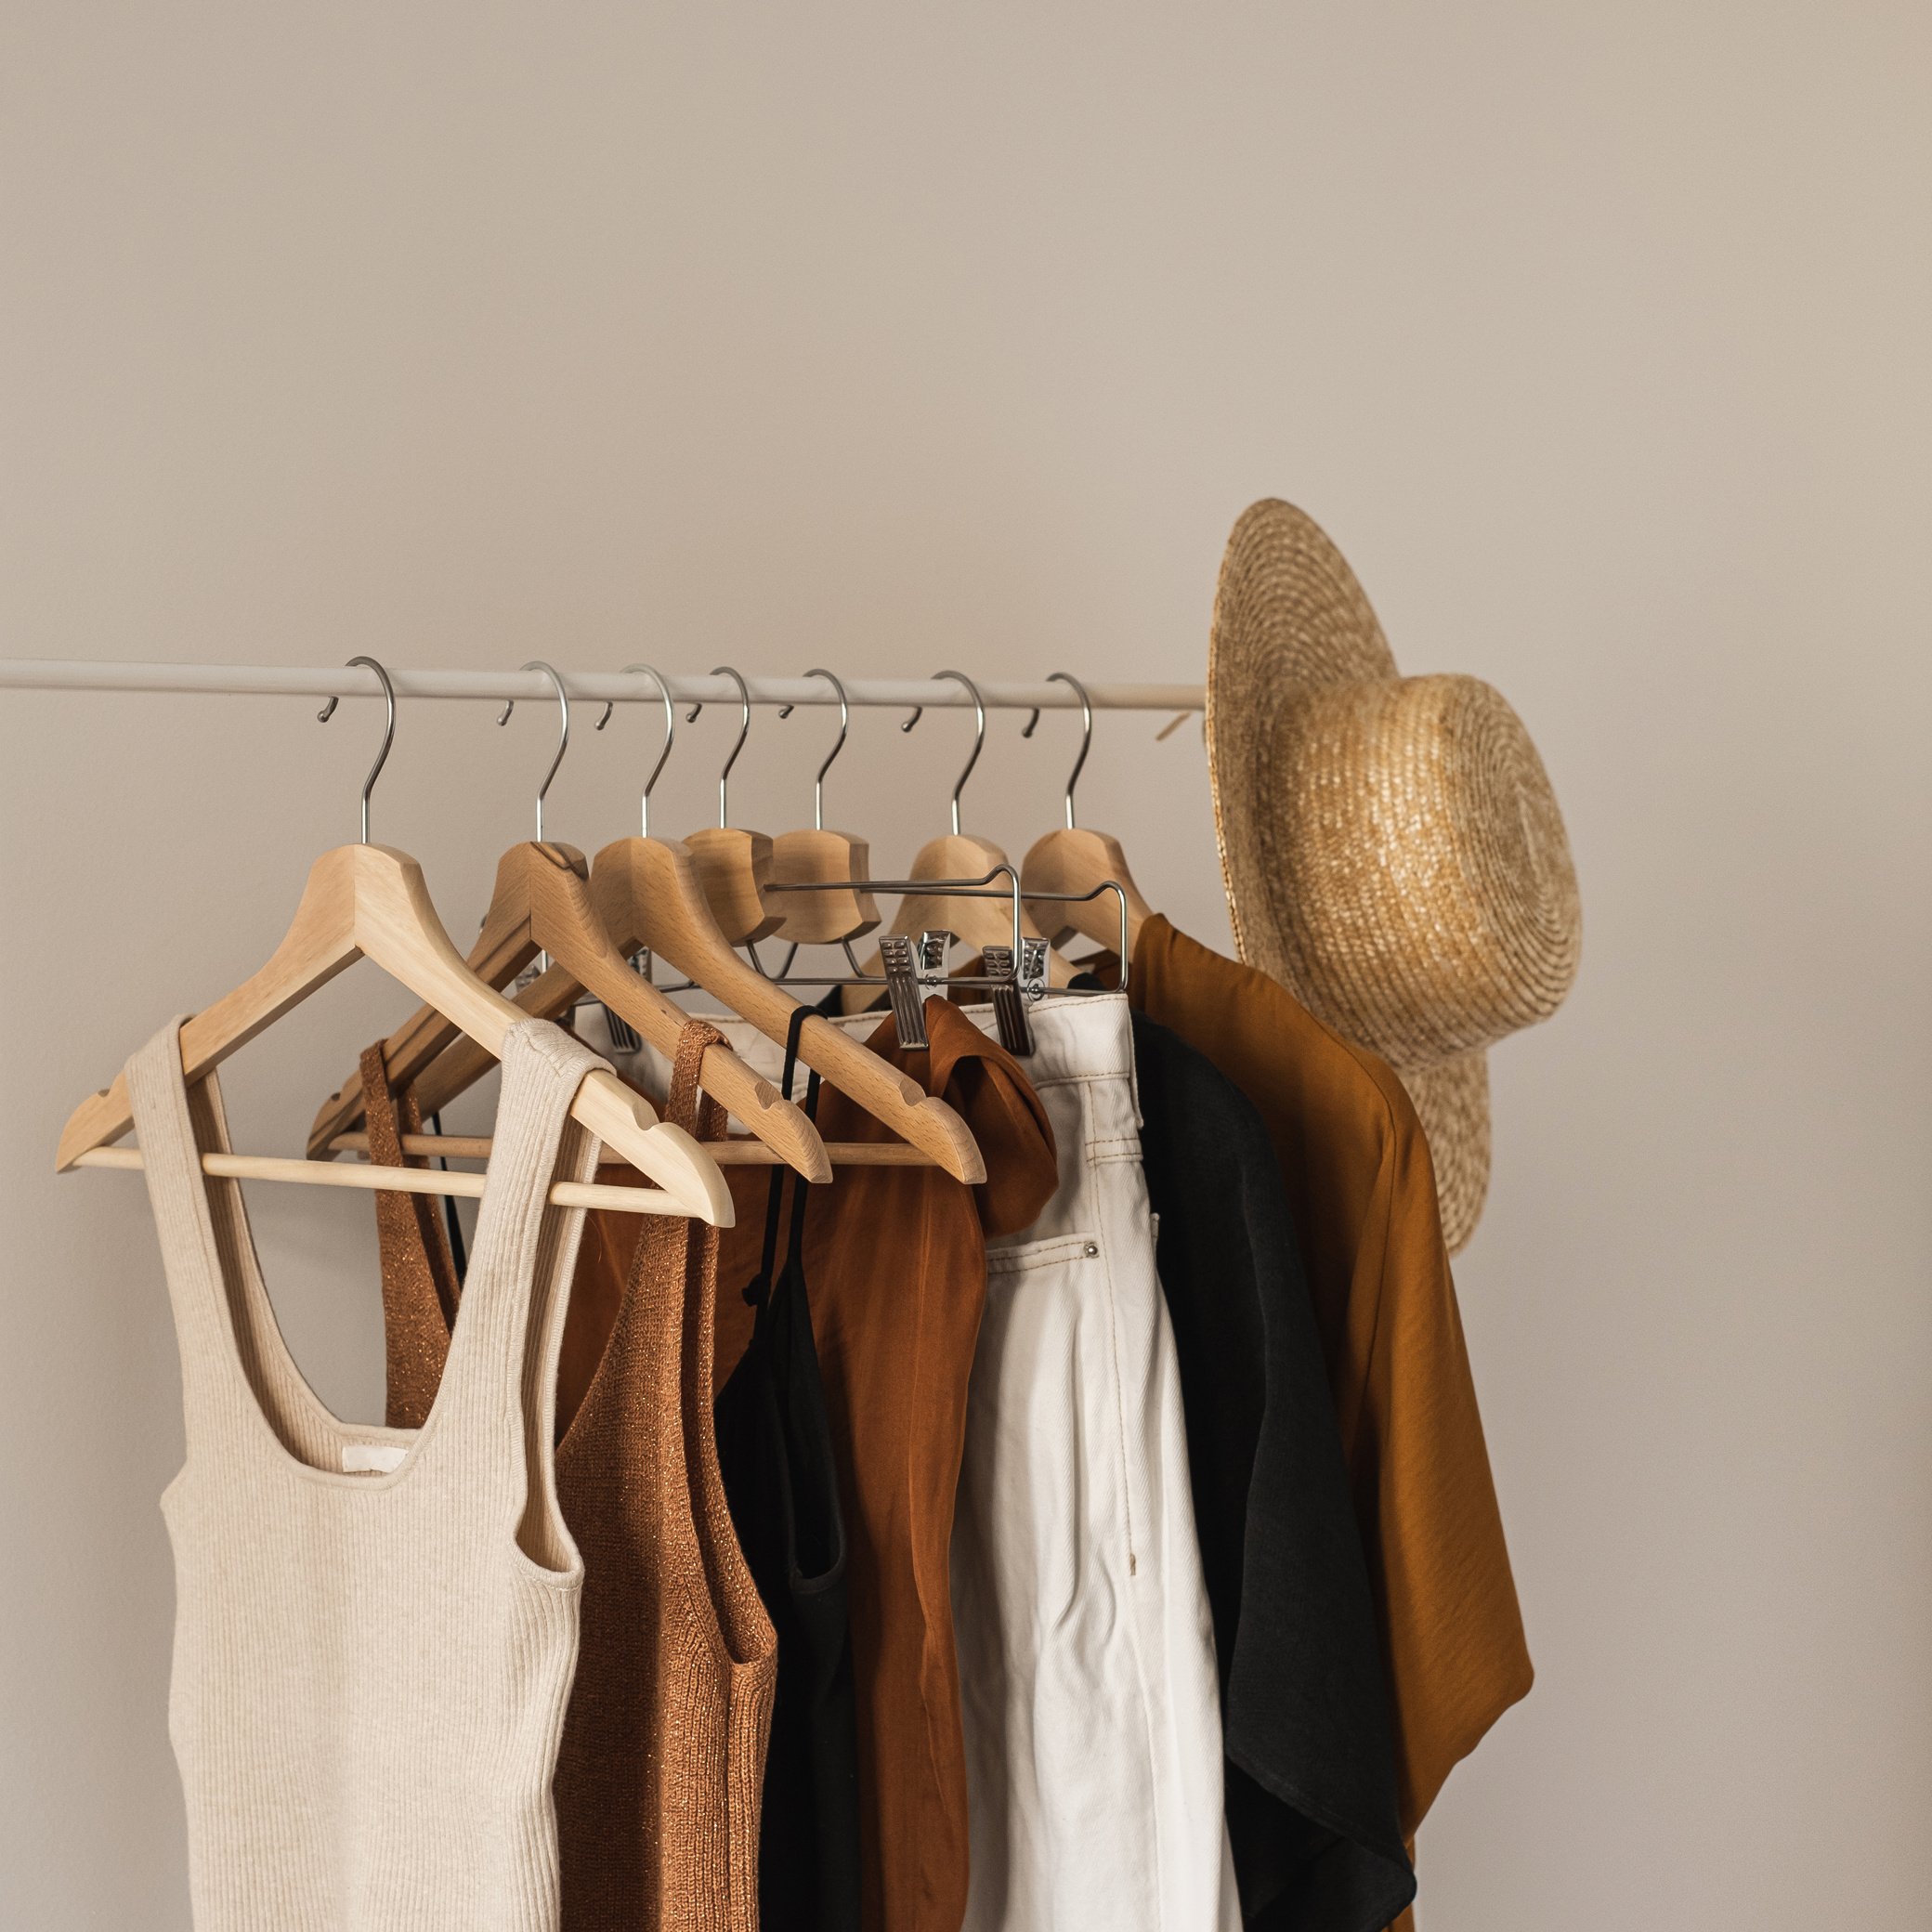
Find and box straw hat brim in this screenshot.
[1206,499,1495,1254]
[1398,1053,1489,1256]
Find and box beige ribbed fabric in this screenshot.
[129,1015,605,1932]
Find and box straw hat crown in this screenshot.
[1206,499,1581,1251]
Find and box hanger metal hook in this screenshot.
[494,660,571,843]
[684,665,751,827]
[778,669,850,831]
[924,669,986,836]
[595,663,675,838]
[1043,671,1092,829]
[317,655,396,845]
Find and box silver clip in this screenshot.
[983,945,1034,1056]
[1019,936,1051,1002]
[915,930,953,995]
[880,934,929,1050]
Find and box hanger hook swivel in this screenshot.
[778,669,850,831]
[685,666,751,828]
[317,655,396,846]
[495,660,571,844]
[596,662,675,839]
[1043,671,1092,829]
[928,669,986,836]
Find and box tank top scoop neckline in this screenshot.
[129,1014,600,1932]
[361,1018,778,1932]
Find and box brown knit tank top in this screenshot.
[361,1022,778,1930]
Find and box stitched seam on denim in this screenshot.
[1090,1223,1138,1576]
[985,1235,1099,1275]
[1021,1066,1133,1090]
[1086,1130,1143,1168]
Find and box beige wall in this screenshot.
[4,4,1929,1925]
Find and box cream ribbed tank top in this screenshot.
[129,1015,605,1932]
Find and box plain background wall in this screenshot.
[4,4,1928,1925]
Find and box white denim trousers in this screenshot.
[950,993,1238,1932]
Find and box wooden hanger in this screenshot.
[304,664,829,1180]
[1020,672,1156,956]
[767,669,881,952]
[389,665,986,1184]
[841,670,1075,1014]
[682,665,785,947]
[585,835,984,1179]
[59,661,732,1225]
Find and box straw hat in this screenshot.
[1205,500,1581,1253]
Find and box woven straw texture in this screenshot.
[1402,1055,1491,1256]
[1206,499,1580,1252]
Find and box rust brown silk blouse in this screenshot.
[573,999,1058,1932]
[1127,917,1532,1925]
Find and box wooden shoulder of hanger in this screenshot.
[60,842,734,1226]
[589,835,986,1184]
[306,840,831,1182]
[766,826,881,946]
[322,835,986,1187]
[1020,827,1155,956]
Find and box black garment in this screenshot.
[713,1013,861,1932]
[1130,1010,1416,1932]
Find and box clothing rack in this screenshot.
[0,659,1204,714]
[19,649,1171,1104]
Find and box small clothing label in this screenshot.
[342,1442,411,1475]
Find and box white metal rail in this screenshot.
[0,659,1203,712]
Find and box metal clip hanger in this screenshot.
[761,867,1137,1055]
[1021,671,1157,958]
[830,672,1077,1016]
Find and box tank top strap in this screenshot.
[743,1004,820,1336]
[668,1014,729,1386]
[666,1015,729,1140]
[667,1016,729,1435]
[667,1016,777,1737]
[125,1017,250,1430]
[572,1017,728,1449]
[428,1019,606,1470]
[359,1041,461,1429]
